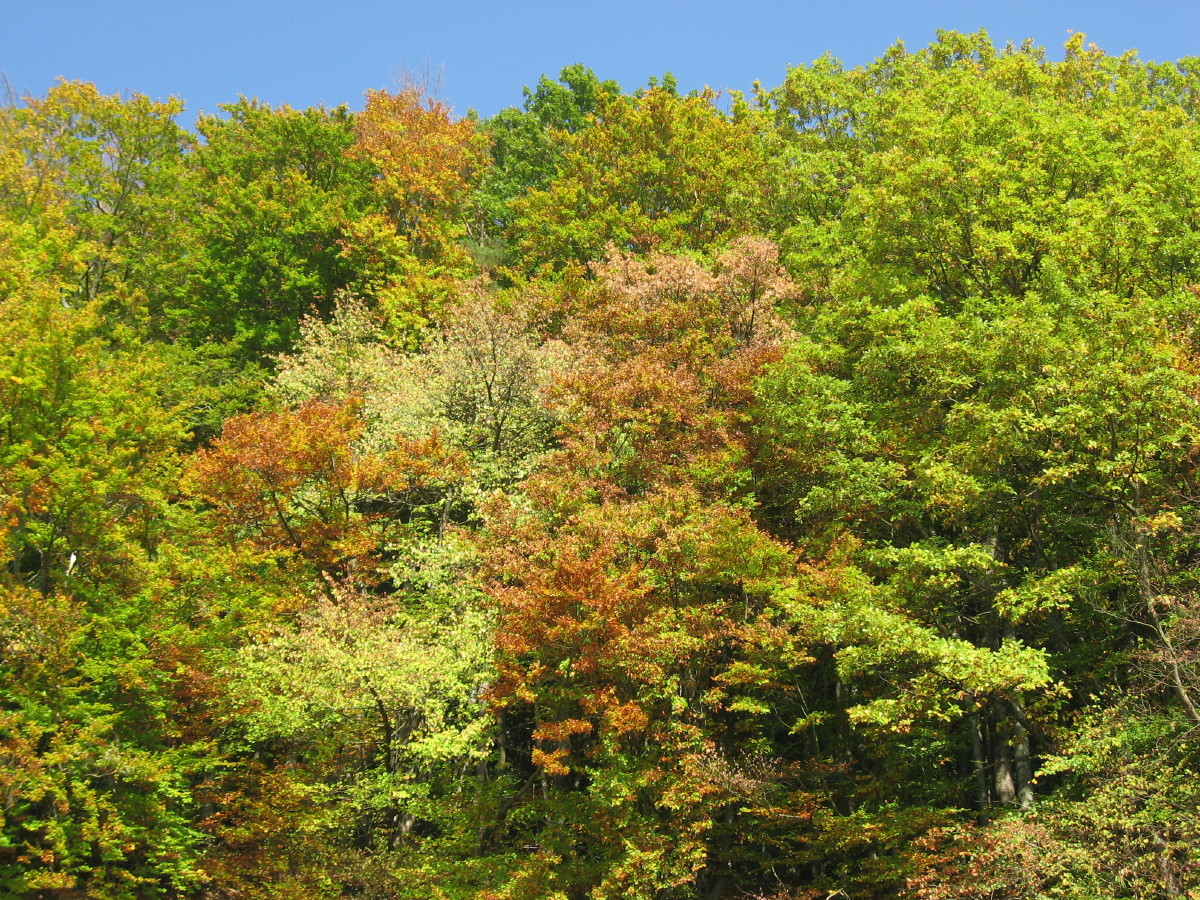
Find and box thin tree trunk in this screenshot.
[1131,485,1200,727]
[967,700,989,824]
[1011,698,1034,811]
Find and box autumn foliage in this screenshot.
[184,398,468,582]
[4,33,1200,900]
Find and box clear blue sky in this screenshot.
[2,1,1198,125]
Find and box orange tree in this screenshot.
[183,398,468,589]
[349,85,489,332]
[477,240,823,900]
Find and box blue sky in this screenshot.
[3,1,1198,124]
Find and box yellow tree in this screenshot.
[348,86,489,331]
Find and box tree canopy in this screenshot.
[3,33,1200,900]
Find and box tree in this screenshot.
[2,80,192,325]
[183,399,468,587]
[474,64,620,239]
[273,286,563,492]
[0,584,209,899]
[0,256,182,599]
[221,578,494,892]
[510,88,774,272]
[348,84,488,330]
[479,241,821,899]
[763,31,1200,305]
[175,98,382,358]
[754,175,1200,900]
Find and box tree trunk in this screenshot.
[967,702,989,824]
[1011,698,1034,811]
[992,709,1016,807]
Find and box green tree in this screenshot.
[174,99,381,359]
[2,81,192,324]
[474,64,620,241]
[763,31,1200,305]
[510,88,774,272]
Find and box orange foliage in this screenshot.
[351,85,487,262]
[484,241,800,789]
[184,399,467,583]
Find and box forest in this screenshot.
[2,29,1200,900]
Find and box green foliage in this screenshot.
[0,582,212,898]
[510,87,775,271]
[0,298,182,597]
[174,99,380,357]
[1,80,192,323]
[475,64,620,237]
[764,31,1200,304]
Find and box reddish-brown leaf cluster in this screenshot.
[184,398,467,583]
[484,241,800,793]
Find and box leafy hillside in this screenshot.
[2,31,1199,900]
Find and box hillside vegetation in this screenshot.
[2,31,1200,899]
